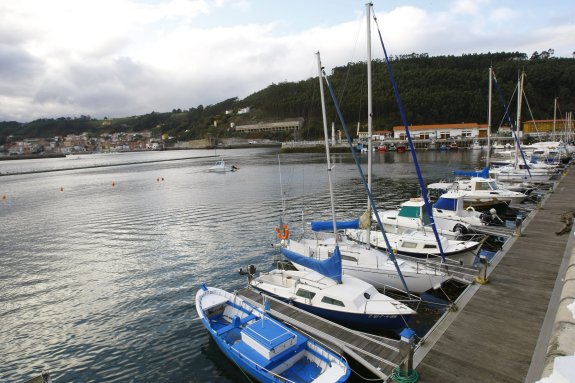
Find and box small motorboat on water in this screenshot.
[196,284,350,383]
[208,160,238,173]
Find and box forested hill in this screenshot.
[1,51,574,144]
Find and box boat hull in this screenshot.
[251,287,410,330]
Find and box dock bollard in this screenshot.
[392,328,418,382]
[474,255,489,285]
[515,214,524,236]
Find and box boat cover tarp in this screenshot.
[434,196,457,211]
[311,220,359,232]
[453,167,489,178]
[280,246,342,283]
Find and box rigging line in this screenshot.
[496,85,517,132]
[371,6,446,263]
[492,71,532,177]
[522,88,542,143]
[321,67,411,296]
[335,5,368,123]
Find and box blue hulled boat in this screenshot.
[196,284,350,383]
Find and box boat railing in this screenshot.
[229,345,299,383]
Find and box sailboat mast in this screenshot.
[487,67,492,166]
[553,97,557,140]
[316,52,338,239]
[366,2,373,195]
[365,2,373,247]
[515,71,524,167]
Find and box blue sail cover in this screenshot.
[311,220,359,232]
[434,196,457,211]
[280,246,342,283]
[453,167,489,178]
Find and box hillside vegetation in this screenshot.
[1,51,574,145]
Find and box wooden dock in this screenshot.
[414,166,575,382]
[237,288,404,381]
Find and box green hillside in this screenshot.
[1,51,574,145]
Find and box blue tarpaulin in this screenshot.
[280,246,342,283]
[311,220,359,232]
[453,167,489,178]
[434,196,458,211]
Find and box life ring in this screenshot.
[466,206,475,212]
[275,224,289,240]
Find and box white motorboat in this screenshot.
[345,227,480,266]
[433,190,503,227]
[376,197,472,238]
[196,284,350,382]
[428,177,527,209]
[208,160,238,173]
[248,247,416,329]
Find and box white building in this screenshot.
[392,123,488,140]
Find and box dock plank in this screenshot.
[416,167,575,383]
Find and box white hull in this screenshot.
[346,229,480,266]
[287,238,449,293]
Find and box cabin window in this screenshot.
[321,296,345,307]
[399,206,420,219]
[296,289,316,300]
[475,182,491,191]
[341,254,358,262]
[423,244,437,249]
[402,241,418,248]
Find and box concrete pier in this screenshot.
[415,166,575,382]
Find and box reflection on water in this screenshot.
[0,148,484,382]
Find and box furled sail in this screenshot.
[280,246,342,283]
[310,220,359,232]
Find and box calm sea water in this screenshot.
[0,148,484,382]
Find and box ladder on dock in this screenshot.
[237,287,404,382]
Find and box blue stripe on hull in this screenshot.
[253,289,409,330]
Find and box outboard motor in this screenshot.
[239,265,256,282]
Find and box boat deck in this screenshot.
[237,288,403,381]
[414,166,575,382]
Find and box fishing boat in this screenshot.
[345,227,480,265]
[208,160,238,173]
[248,247,416,329]
[196,284,350,382]
[375,197,472,238]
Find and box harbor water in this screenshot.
[1,148,487,382]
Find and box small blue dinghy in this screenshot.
[196,284,350,383]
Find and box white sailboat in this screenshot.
[286,23,452,293]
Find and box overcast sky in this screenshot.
[0,0,573,122]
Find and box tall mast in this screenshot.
[487,67,492,167]
[365,2,373,247]
[515,71,524,167]
[316,52,338,240]
[553,97,557,141]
